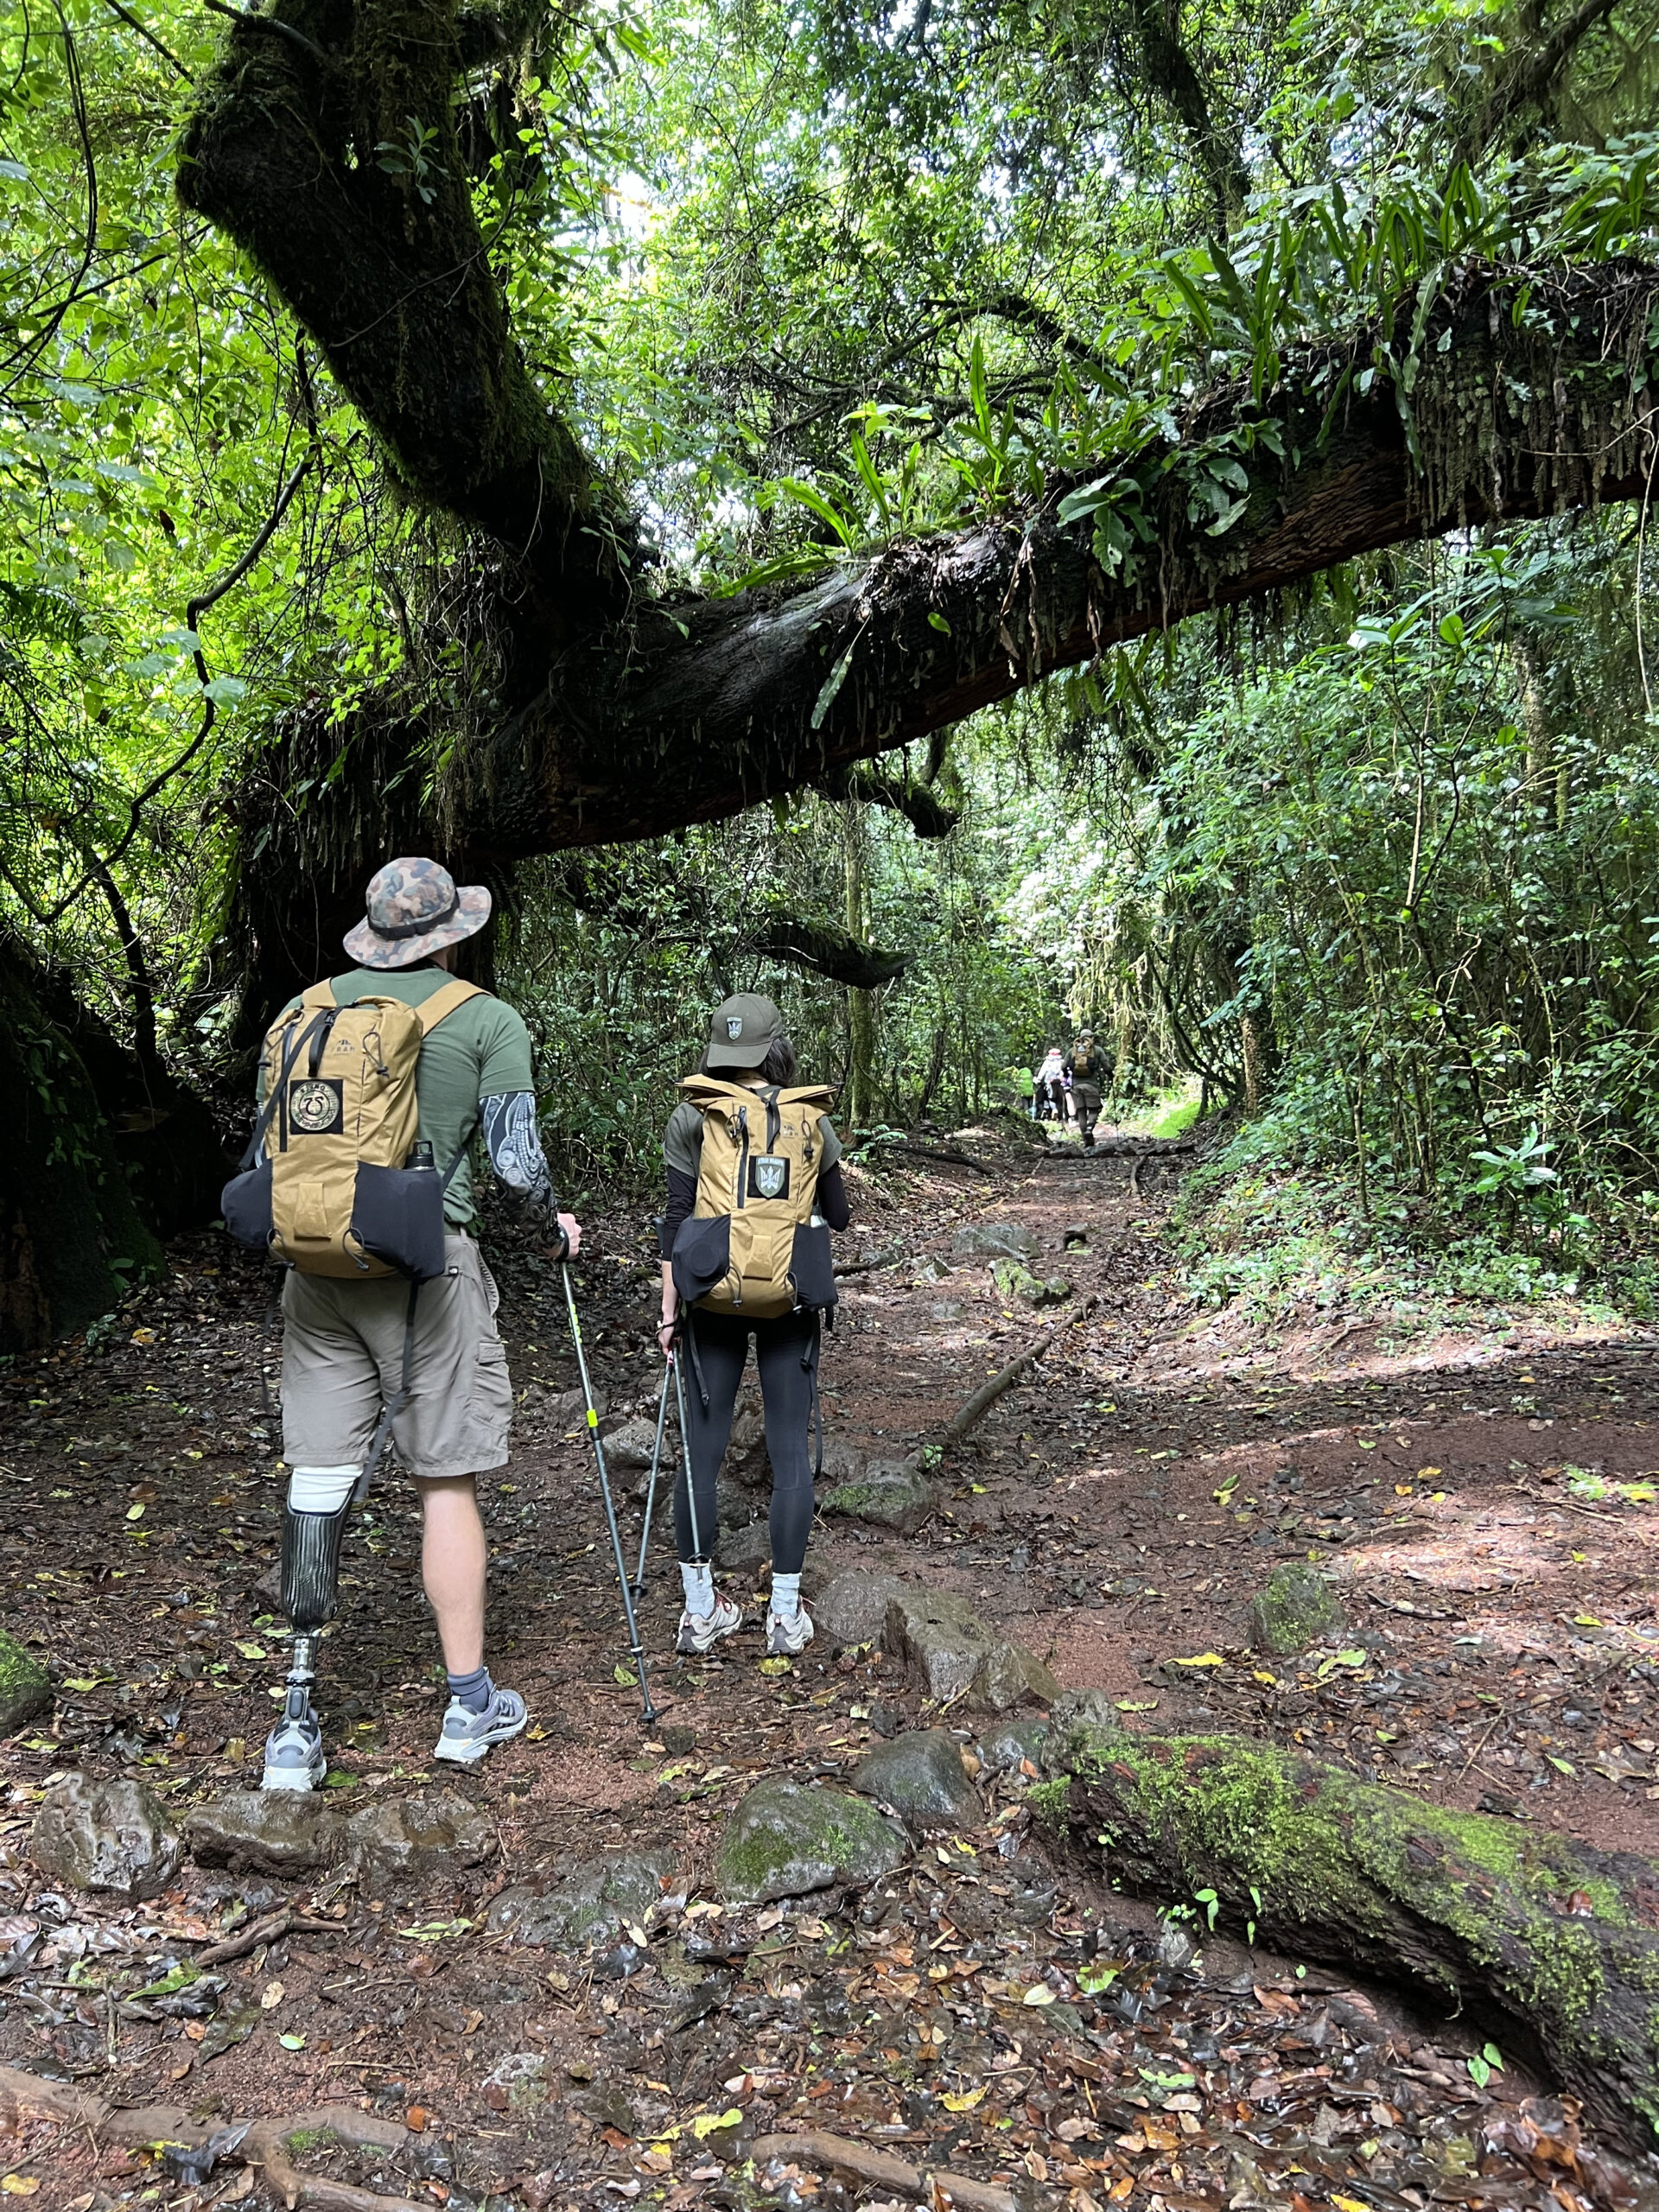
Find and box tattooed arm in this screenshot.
[481,1093,582,1255]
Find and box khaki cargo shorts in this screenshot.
[280,1235,512,1481]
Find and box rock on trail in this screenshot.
[30,1775,182,1902]
[718,1777,907,1903]
[884,1586,1059,1710]
[849,1727,981,1827]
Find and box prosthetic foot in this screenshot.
[262,1465,356,1793]
[264,1636,326,1791]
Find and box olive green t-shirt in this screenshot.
[261,966,534,1228]
[663,1097,842,1179]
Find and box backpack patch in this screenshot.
[289,1078,343,1135]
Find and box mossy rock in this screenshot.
[0,1626,50,1736]
[718,1777,906,1904]
[486,1845,678,1949]
[819,1464,939,1535]
[1249,1562,1341,1654]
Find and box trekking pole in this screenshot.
[560,1262,659,1726]
[632,1352,674,1601]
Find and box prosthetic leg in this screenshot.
[263,1465,359,1792]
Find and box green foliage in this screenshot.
[3,0,1659,1351]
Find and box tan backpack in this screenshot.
[222,977,480,1280]
[670,1076,837,1318]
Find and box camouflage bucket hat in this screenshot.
[342,857,492,969]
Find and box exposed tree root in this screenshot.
[870,1141,998,1175]
[941,1291,1105,1445]
[1039,1721,1659,2153]
[193,1904,340,1967]
[752,2127,1018,2212]
[0,2066,421,2209]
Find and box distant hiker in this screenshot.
[658,995,850,1658]
[1070,1029,1106,1149]
[1034,1044,1068,1122]
[224,857,582,1790]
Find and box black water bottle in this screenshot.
[408,1139,435,1173]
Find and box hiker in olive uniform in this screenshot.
[1070,1028,1105,1149]
[658,995,850,1658]
[244,858,582,1789]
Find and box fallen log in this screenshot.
[751,2128,1017,2212]
[866,1140,997,1176]
[1036,1719,1659,2154]
[0,2067,420,2210]
[940,1291,1103,1446]
[1036,1136,1198,1161]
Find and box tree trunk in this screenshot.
[0,933,167,1353]
[1039,1719,1659,2154]
[843,806,878,1128]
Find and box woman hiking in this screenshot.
[658,995,851,1657]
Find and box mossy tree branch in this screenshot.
[1040,1720,1659,2152]
[176,0,632,617]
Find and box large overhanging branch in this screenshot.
[178,0,632,617]
[454,258,1659,849]
[548,861,909,988]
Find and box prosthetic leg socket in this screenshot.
[264,1465,357,1793]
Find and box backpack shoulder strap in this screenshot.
[416,979,484,1035]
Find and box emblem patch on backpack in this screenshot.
[751,1154,789,1200]
[289,1078,343,1135]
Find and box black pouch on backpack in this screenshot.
[789,1220,837,1310]
[221,1160,274,1252]
[350,1164,448,1281]
[671,1213,731,1303]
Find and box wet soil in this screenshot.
[2,1118,1656,2209]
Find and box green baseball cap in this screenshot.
[706,993,783,1070]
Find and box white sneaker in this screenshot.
[766,1605,815,1656]
[677,1592,742,1655]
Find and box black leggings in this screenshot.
[675,1307,820,1575]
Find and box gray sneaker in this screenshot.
[766,1605,815,1657]
[263,1688,327,1792]
[433,1686,528,1765]
[677,1592,742,1655]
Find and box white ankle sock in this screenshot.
[771,1572,802,1621]
[681,1560,715,1615]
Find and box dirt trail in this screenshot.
[2,1121,1656,2208]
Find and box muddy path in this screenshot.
[2,1119,1656,2209]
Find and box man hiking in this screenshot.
[238,857,582,1790]
[1069,1028,1105,1149]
